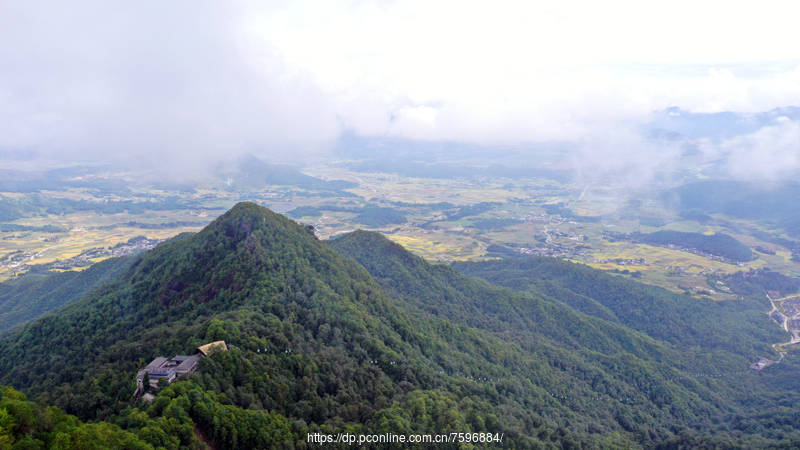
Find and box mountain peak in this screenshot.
[206,201,315,241]
[215,200,283,223]
[118,202,322,313]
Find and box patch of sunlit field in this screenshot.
[3,216,59,228]
[577,218,800,279]
[584,240,766,273]
[658,220,709,233]
[355,182,511,204]
[646,270,730,296]
[573,259,648,272]
[569,236,800,297]
[308,170,515,204]
[495,203,538,216]
[154,210,221,224]
[300,165,359,179]
[754,251,800,276]
[0,207,212,280]
[63,211,119,228]
[570,201,618,217]
[307,166,571,205]
[0,228,204,282]
[34,209,213,230]
[389,233,480,261]
[0,192,28,199]
[567,258,722,296]
[37,189,97,201]
[484,223,540,245]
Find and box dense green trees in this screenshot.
[445,202,499,220]
[451,256,782,354]
[354,207,407,227]
[0,193,188,220]
[724,268,800,297]
[0,203,798,448]
[285,206,322,218]
[0,256,133,332]
[0,386,153,449]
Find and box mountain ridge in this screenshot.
[0,203,797,448]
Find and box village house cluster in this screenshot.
[593,258,647,266]
[519,245,587,258]
[1,237,163,276]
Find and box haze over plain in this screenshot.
[1,0,799,182]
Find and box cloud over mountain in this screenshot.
[1,0,798,181]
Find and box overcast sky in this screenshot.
[1,0,799,168]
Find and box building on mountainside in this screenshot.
[749,357,775,371]
[137,355,200,390]
[136,341,227,393]
[197,340,227,356]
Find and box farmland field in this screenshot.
[3,163,800,298]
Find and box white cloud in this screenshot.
[1,0,799,165]
[570,129,686,187]
[0,1,340,171]
[248,0,800,143]
[718,119,800,180]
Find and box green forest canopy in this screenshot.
[0,203,796,448]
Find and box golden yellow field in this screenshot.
[389,233,481,261]
[0,208,212,281]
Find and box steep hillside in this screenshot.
[0,256,133,332]
[0,386,153,449]
[329,231,799,447]
[451,257,783,355]
[0,203,797,448]
[330,230,672,359]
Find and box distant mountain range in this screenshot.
[216,153,358,192]
[646,106,800,140]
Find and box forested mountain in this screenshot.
[330,230,673,359]
[451,257,781,354]
[332,232,800,447]
[0,256,134,332]
[725,268,800,297]
[0,203,798,448]
[0,386,153,449]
